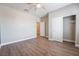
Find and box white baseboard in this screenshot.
[1,37,35,47]
[49,39,63,42]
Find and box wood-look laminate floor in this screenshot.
[0,37,79,56]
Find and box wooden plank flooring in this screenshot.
[0,37,79,56]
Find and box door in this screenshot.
[40,22,45,37]
[52,16,63,42]
[0,25,1,48]
[36,22,40,37]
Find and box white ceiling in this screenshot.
[0,3,71,17]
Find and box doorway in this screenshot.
[36,22,40,38]
[63,15,76,43]
[40,22,45,37]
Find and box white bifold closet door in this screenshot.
[40,22,45,37]
[52,16,63,42]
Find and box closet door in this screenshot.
[52,16,63,42]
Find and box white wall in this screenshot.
[48,3,79,47]
[0,5,39,45]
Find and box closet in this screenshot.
[63,15,76,43]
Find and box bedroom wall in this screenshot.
[0,5,39,45]
[48,3,79,47]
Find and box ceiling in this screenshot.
[0,3,71,18]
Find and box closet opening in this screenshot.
[63,15,76,44]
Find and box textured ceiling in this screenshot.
[0,3,71,17]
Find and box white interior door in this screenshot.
[40,22,45,37]
[52,16,63,42]
[0,24,1,48]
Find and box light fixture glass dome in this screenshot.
[36,4,41,8]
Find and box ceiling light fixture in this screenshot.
[36,4,41,8]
